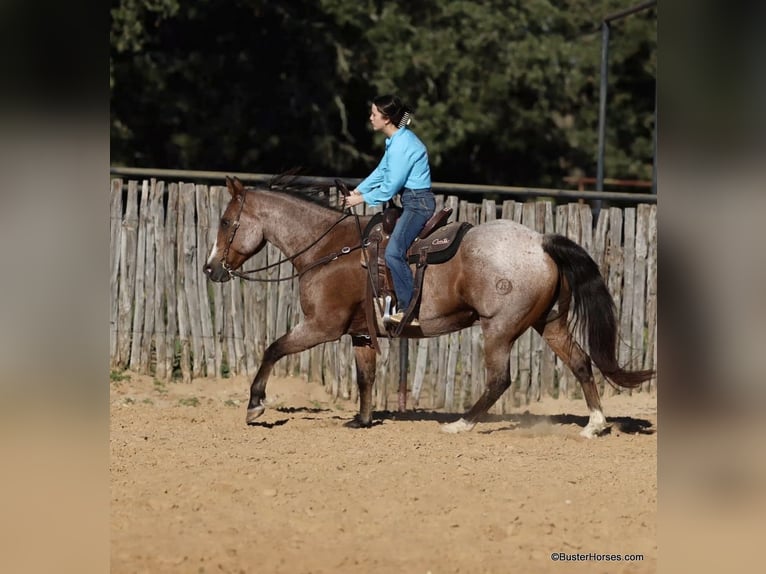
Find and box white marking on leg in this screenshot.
[441,418,476,434]
[580,408,609,438]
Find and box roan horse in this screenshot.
[204,177,654,437]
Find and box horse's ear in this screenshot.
[225,176,245,199]
[225,176,236,197]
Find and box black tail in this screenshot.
[542,234,654,388]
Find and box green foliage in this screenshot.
[178,397,200,407]
[110,369,131,382]
[110,0,655,187]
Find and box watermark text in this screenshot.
[551,552,644,562]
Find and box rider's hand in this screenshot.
[344,191,364,208]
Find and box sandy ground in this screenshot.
[111,373,657,574]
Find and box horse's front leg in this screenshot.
[346,336,377,428]
[442,332,513,434]
[246,321,336,424]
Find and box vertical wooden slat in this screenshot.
[579,204,593,255]
[175,184,192,382]
[411,338,429,404]
[643,204,658,390]
[153,182,167,379]
[129,180,149,371]
[340,338,353,400]
[432,333,448,409]
[632,205,650,373]
[207,186,225,378]
[164,183,180,378]
[346,339,357,401]
[109,179,123,367]
[230,279,247,375]
[501,200,516,219]
[117,179,138,367]
[618,208,636,376]
[222,284,236,376]
[195,184,216,377]
[420,337,438,407]
[180,184,205,377]
[328,341,340,400]
[374,339,391,409]
[139,180,157,373]
[444,332,459,411]
[481,199,496,224]
[593,208,611,276]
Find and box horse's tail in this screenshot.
[542,234,654,388]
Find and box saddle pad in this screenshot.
[407,222,472,265]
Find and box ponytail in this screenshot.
[372,94,415,129]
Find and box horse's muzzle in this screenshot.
[203,262,231,283]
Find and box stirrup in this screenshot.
[389,311,419,327]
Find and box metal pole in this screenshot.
[398,339,408,411]
[109,166,656,203]
[652,79,657,195]
[595,20,610,215]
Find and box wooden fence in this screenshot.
[109,178,657,413]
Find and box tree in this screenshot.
[110,0,656,187]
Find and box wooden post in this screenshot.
[109,179,123,368]
[129,180,149,372]
[164,183,180,378]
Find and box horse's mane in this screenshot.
[257,171,344,213]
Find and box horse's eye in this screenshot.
[220,218,230,228]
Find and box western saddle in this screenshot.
[335,180,472,345]
[361,204,472,341]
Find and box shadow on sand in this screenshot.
[369,409,654,435]
[253,406,654,435]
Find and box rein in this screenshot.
[221,193,357,282]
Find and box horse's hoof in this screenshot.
[344,416,373,429]
[245,404,266,425]
[440,418,476,434]
[579,423,611,438]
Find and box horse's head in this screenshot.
[203,176,266,282]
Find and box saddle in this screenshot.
[361,206,472,343]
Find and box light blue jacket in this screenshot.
[357,127,431,206]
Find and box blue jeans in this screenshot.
[384,188,435,312]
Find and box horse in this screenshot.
[203,176,654,437]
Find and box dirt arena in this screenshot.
[111,374,657,573]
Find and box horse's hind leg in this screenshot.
[246,321,334,424]
[348,336,377,428]
[534,315,609,438]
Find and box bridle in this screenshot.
[219,191,361,282]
